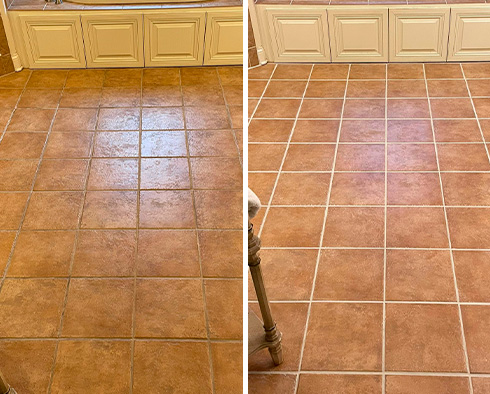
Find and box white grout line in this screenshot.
[423,63,474,394]
[382,63,388,394]
[249,370,490,377]
[248,64,277,125]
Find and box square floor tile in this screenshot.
[314,249,384,301]
[388,63,424,79]
[194,190,242,229]
[347,80,385,98]
[81,191,137,229]
[27,70,67,89]
[387,80,427,98]
[433,119,482,142]
[385,376,470,394]
[249,119,295,142]
[343,99,385,118]
[65,69,105,88]
[72,230,136,277]
[305,81,346,98]
[62,279,133,337]
[267,80,308,97]
[141,131,187,157]
[387,207,448,248]
[0,278,67,337]
[388,144,437,171]
[7,108,55,132]
[254,99,301,119]
[185,106,230,129]
[199,230,242,278]
[0,232,15,273]
[388,173,442,205]
[143,68,180,86]
[388,99,430,118]
[98,108,140,131]
[190,157,242,189]
[181,67,220,85]
[387,120,433,142]
[44,133,94,159]
[323,207,385,247]
[298,374,382,394]
[211,342,242,394]
[336,144,385,171]
[139,190,195,228]
[133,341,212,394]
[182,85,225,106]
[0,133,46,159]
[35,159,88,191]
[349,64,385,79]
[141,158,190,189]
[141,107,184,130]
[430,98,475,118]
[53,108,97,131]
[249,374,296,394]
[454,251,490,303]
[60,88,102,108]
[0,160,38,191]
[292,119,340,142]
[135,279,206,338]
[136,230,200,277]
[302,303,383,371]
[330,172,384,205]
[425,63,463,79]
[143,86,182,107]
[340,119,385,142]
[473,98,490,118]
[273,173,330,205]
[467,79,490,97]
[93,132,139,158]
[104,69,142,87]
[427,79,469,97]
[299,99,344,119]
[473,378,490,394]
[311,64,349,79]
[283,144,335,171]
[385,304,466,372]
[88,159,139,190]
[437,144,490,171]
[273,64,312,79]
[100,87,140,108]
[0,193,28,229]
[462,305,490,373]
[447,208,490,248]
[442,173,490,206]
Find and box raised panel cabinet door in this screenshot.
[260,6,330,63]
[389,7,450,62]
[81,13,144,68]
[328,7,388,62]
[144,11,205,67]
[448,8,490,61]
[204,9,243,66]
[19,13,86,69]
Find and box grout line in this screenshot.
[423,63,474,394]
[249,370,490,377]
[248,64,277,126]
[382,63,387,394]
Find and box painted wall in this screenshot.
[0,15,14,76]
[248,14,259,67]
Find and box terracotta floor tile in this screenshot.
[7,108,55,131]
[315,249,384,301]
[305,80,346,98]
[323,207,385,247]
[462,62,490,78]
[388,173,442,205]
[0,108,12,131]
[0,70,31,89]
[453,251,490,302]
[343,99,385,118]
[461,305,490,373]
[479,119,490,140]
[249,303,308,371]
[223,84,243,106]
[135,279,206,338]
[211,342,242,394]
[249,249,317,301]
[437,144,490,171]
[140,130,186,157]
[336,144,385,171]
[18,89,62,109]
[136,229,199,277]
[27,70,67,89]
[388,144,437,171]
[82,191,137,229]
[293,119,339,142]
[141,158,190,189]
[300,99,344,118]
[466,79,490,97]
[283,144,335,171]
[0,278,67,337]
[261,207,325,247]
[386,304,466,372]
[347,80,385,98]
[218,66,242,85]
[188,130,238,157]
[194,190,242,229]
[51,340,131,394]
[442,173,490,205]
[427,79,469,97]
[93,131,139,158]
[302,303,383,371]
[330,172,384,205]
[248,172,276,204]
[425,63,463,79]
[53,108,97,131]
[181,67,220,85]
[254,99,301,118]
[98,108,140,131]
[100,87,140,107]
[186,106,230,129]
[62,279,133,337]
[340,119,385,142]
[387,119,433,142]
[273,64,312,79]
[385,376,470,394]
[388,63,424,79]
[249,119,294,142]
[228,105,242,128]
[349,64,386,79]
[60,88,102,108]
[0,232,15,273]
[447,208,490,248]
[388,99,430,118]
[273,172,330,205]
[142,86,182,107]
[72,230,136,277]
[311,64,349,79]
[23,191,83,230]
[433,119,482,142]
[266,80,308,97]
[44,132,93,159]
[199,230,242,278]
[104,68,142,87]
[35,159,89,191]
[65,69,105,88]
[473,97,490,118]
[387,80,427,98]
[190,157,242,189]
[473,378,490,394]
[298,374,382,394]
[248,80,268,97]
[249,374,296,394]
[0,89,22,109]
[139,190,194,228]
[142,68,180,86]
[182,85,225,106]
[387,249,455,301]
[430,98,475,118]
[8,230,75,277]
[0,160,38,191]
[0,340,56,394]
[133,341,212,394]
[387,207,448,248]
[0,132,46,159]
[249,63,275,79]
[0,193,28,229]
[205,279,242,339]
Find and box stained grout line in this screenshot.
[423,63,474,394]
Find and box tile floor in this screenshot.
[248,62,490,394]
[0,67,243,394]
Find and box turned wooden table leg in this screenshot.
[0,370,15,394]
[248,220,283,365]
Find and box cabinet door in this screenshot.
[19,14,86,69]
[448,8,490,61]
[144,11,205,67]
[204,9,243,66]
[260,6,330,63]
[81,13,144,68]
[328,7,388,62]
[389,7,450,62]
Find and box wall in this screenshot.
[0,14,14,76]
[248,14,259,67]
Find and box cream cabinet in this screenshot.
[389,7,450,62]
[81,13,144,67]
[328,7,388,62]
[448,7,490,61]
[204,9,243,65]
[144,11,206,67]
[18,14,86,68]
[259,6,330,63]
